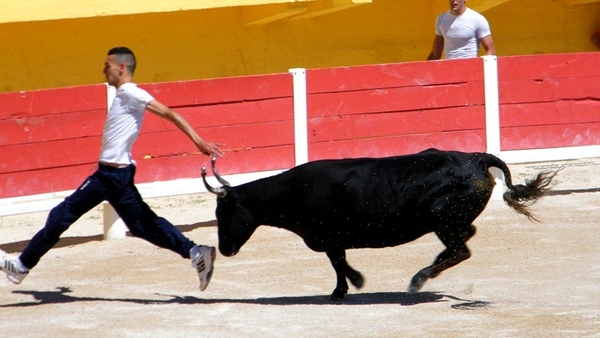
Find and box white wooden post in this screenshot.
[482,55,504,199]
[289,68,309,166]
[102,202,127,240]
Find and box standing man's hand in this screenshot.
[480,35,496,56]
[427,35,444,60]
[591,30,600,50]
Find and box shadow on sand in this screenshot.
[1,218,492,310]
[0,220,217,254]
[1,286,492,310]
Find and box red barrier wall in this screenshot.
[498,53,600,151]
[2,53,599,199]
[0,85,107,198]
[306,58,486,160]
[0,74,294,198]
[136,73,295,180]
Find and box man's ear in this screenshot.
[118,62,126,75]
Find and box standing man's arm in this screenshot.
[591,30,600,50]
[146,100,224,156]
[480,35,496,56]
[427,35,445,60]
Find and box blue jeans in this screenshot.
[19,163,196,269]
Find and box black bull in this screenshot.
[202,148,556,300]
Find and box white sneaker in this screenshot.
[0,250,28,284]
[190,245,216,291]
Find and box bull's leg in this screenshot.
[325,250,364,300]
[408,246,471,294]
[407,223,476,293]
[429,224,476,279]
[346,264,364,289]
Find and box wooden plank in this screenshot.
[134,145,295,183]
[212,145,295,175]
[498,53,600,81]
[500,101,600,127]
[0,84,107,119]
[499,77,600,104]
[0,144,295,199]
[141,97,293,132]
[308,82,485,117]
[308,106,484,143]
[500,123,600,150]
[1,119,293,175]
[307,58,483,94]
[309,130,486,160]
[0,109,106,146]
[1,137,101,174]
[134,120,294,159]
[0,145,294,199]
[0,163,97,199]
[139,73,293,107]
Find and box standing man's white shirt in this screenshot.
[100,83,154,165]
[435,7,492,59]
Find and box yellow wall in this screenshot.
[0,0,298,23]
[1,0,599,92]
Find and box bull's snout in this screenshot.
[218,243,240,257]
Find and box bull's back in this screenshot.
[283,149,491,209]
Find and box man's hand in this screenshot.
[198,140,224,157]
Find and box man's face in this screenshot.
[103,54,121,87]
[449,0,467,14]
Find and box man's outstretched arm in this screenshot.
[146,100,224,156]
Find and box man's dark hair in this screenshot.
[108,47,137,75]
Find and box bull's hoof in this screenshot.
[408,273,427,294]
[349,271,365,289]
[407,282,423,294]
[329,288,347,301]
[328,294,345,301]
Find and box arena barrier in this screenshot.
[2,52,599,238]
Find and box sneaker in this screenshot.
[0,250,28,284]
[191,245,216,291]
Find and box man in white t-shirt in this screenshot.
[1,47,222,292]
[427,0,496,60]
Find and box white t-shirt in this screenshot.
[99,83,154,165]
[435,8,492,59]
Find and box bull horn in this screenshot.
[211,154,231,186]
[201,166,227,198]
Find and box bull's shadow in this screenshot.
[1,287,491,309]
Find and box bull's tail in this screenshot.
[481,153,558,222]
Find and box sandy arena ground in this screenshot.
[1,159,599,337]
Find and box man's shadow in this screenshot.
[0,220,216,253]
[1,286,492,309]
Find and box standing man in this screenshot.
[1,47,222,291]
[427,0,496,60]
